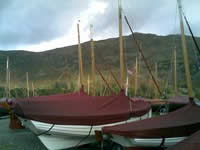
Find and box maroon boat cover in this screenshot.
[103,101,200,138]
[168,130,200,150]
[13,90,151,125]
[168,95,189,105]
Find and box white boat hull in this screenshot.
[110,134,186,148]
[20,110,151,150]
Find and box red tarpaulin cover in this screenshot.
[168,95,189,105]
[168,130,200,150]
[12,90,151,125]
[103,101,200,138]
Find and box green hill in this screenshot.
[0,33,199,90]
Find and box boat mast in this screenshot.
[6,57,9,99]
[87,74,90,95]
[125,76,129,96]
[90,24,95,95]
[174,47,178,95]
[77,21,83,87]
[177,0,193,97]
[32,82,35,96]
[154,62,158,98]
[8,71,10,97]
[26,72,29,97]
[134,57,138,96]
[118,0,125,89]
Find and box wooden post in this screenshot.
[90,24,96,95]
[134,57,138,96]
[26,72,29,97]
[77,21,83,87]
[177,0,193,97]
[118,0,125,89]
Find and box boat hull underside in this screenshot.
[20,110,151,150]
[110,134,186,148]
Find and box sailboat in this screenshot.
[9,2,152,149]
[102,0,200,149]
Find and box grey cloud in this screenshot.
[0,0,199,50]
[0,0,90,48]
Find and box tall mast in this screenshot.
[177,0,193,97]
[118,0,125,89]
[134,57,138,96]
[6,57,9,99]
[32,82,35,96]
[8,71,10,97]
[174,48,178,95]
[87,74,90,95]
[90,24,95,95]
[125,76,129,96]
[154,62,158,98]
[77,21,83,87]
[26,72,29,97]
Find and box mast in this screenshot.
[26,72,29,97]
[177,0,193,97]
[6,57,9,99]
[134,57,138,96]
[77,21,83,87]
[118,0,125,89]
[87,74,90,95]
[8,71,10,97]
[154,62,158,98]
[125,76,129,96]
[174,48,178,95]
[32,82,35,96]
[90,24,95,95]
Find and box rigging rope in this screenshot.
[124,15,162,97]
[182,12,200,56]
[74,125,93,149]
[95,64,114,95]
[36,124,55,136]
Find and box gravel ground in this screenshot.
[0,118,46,150]
[0,118,110,150]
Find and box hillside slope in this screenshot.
[0,33,199,88]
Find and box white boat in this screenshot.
[109,135,185,148]
[20,111,151,150]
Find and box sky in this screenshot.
[0,0,199,52]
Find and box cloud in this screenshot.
[0,0,90,49]
[0,0,199,51]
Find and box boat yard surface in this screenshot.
[0,118,101,150]
[0,118,46,150]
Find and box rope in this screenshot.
[36,124,55,136]
[124,15,162,96]
[74,125,93,149]
[95,64,114,95]
[182,12,200,56]
[110,71,121,89]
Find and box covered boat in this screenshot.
[13,90,151,126]
[102,100,200,148]
[168,130,200,150]
[12,89,151,150]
